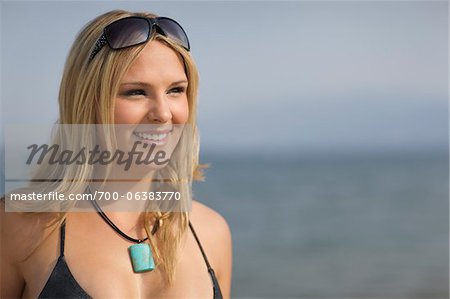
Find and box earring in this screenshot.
[151,211,164,235]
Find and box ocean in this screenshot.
[193,150,449,298]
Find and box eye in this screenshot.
[168,86,186,95]
[121,89,147,97]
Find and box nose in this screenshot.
[146,94,172,123]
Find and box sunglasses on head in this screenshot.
[89,16,190,62]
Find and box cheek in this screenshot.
[114,100,146,124]
[172,98,189,124]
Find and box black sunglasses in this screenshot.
[89,16,190,61]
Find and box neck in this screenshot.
[73,164,157,212]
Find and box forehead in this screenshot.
[122,40,187,83]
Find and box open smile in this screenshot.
[132,129,172,146]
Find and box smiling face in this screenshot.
[109,39,189,174]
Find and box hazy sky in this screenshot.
[1,1,448,154]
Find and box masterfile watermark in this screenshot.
[8,191,181,202]
[26,141,170,171]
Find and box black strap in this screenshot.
[188,221,212,270]
[60,220,66,256]
[189,221,223,298]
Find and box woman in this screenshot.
[1,9,232,298]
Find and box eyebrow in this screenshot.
[120,80,188,87]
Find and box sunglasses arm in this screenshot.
[89,34,108,62]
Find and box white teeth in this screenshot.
[134,132,168,141]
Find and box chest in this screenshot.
[20,220,213,298]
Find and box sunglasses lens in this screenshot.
[157,18,190,50]
[105,18,150,49]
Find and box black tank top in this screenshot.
[37,221,223,299]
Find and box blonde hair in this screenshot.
[10,9,204,285]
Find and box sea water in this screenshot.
[194,150,448,298]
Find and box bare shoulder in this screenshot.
[190,200,232,297]
[1,197,61,298]
[1,198,58,261]
[190,200,231,243]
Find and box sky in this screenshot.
[1,1,448,155]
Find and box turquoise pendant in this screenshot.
[128,243,155,273]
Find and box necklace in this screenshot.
[89,191,155,273]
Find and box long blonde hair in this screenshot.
[14,9,203,285]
